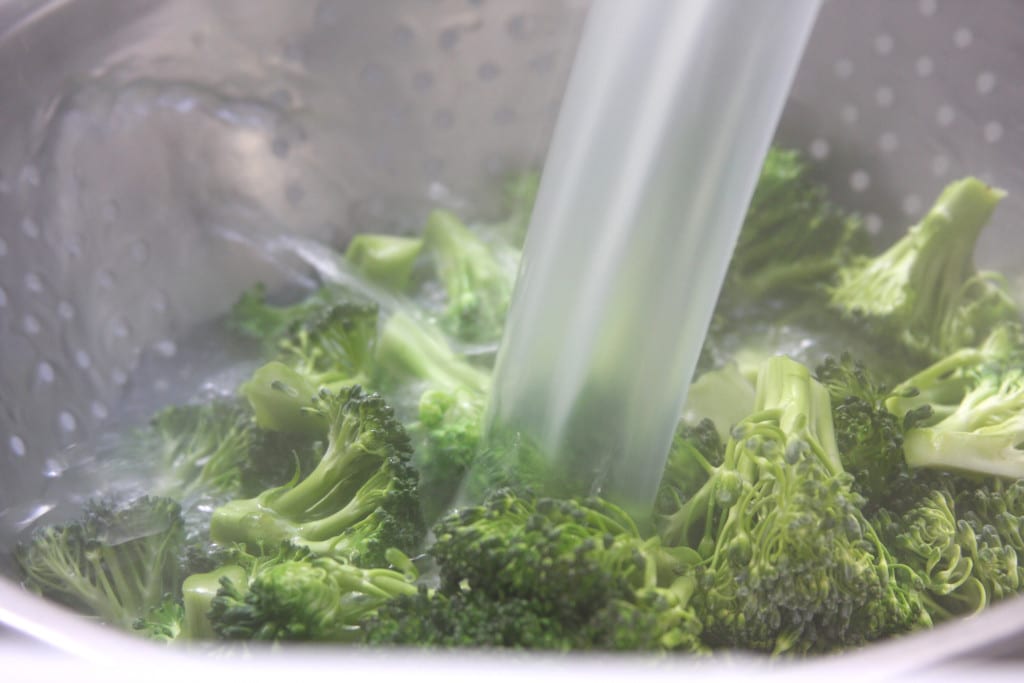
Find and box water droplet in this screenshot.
[24,272,44,293]
[874,86,894,108]
[809,138,830,160]
[75,349,92,369]
[874,34,894,55]
[0,286,7,308]
[37,361,55,384]
[130,241,150,264]
[879,131,899,153]
[915,56,934,77]
[841,105,859,124]
[91,401,109,420]
[59,411,77,433]
[412,71,434,93]
[977,71,996,94]
[849,170,871,192]
[936,105,956,127]
[0,236,7,256]
[19,165,40,188]
[865,214,883,235]
[23,314,42,335]
[984,121,1004,143]
[57,300,75,320]
[438,27,460,50]
[111,369,128,386]
[903,194,924,216]
[154,340,177,357]
[9,435,26,457]
[97,269,116,290]
[833,59,854,79]
[43,458,67,478]
[21,217,40,239]
[953,27,973,48]
[919,0,937,17]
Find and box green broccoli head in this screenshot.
[722,147,868,301]
[659,356,929,654]
[17,496,185,630]
[228,284,341,350]
[883,325,1024,479]
[815,355,909,510]
[655,419,725,519]
[132,596,185,643]
[208,551,417,642]
[829,178,1017,361]
[210,386,424,566]
[367,490,703,652]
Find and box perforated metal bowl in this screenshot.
[1,0,1023,672]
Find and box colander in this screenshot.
[1,0,1023,674]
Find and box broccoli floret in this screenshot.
[829,178,1017,361]
[208,546,417,642]
[345,233,424,293]
[228,284,341,349]
[882,326,1024,479]
[210,386,424,567]
[133,596,185,642]
[658,356,929,654]
[815,355,909,510]
[423,209,517,343]
[144,399,258,502]
[723,147,868,301]
[364,490,704,652]
[16,497,185,630]
[656,419,725,519]
[875,477,1024,621]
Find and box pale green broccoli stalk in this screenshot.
[345,233,424,293]
[423,209,517,343]
[375,311,490,395]
[210,386,424,567]
[16,497,185,630]
[829,178,1017,361]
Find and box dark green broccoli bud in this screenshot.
[391,489,705,652]
[659,356,929,654]
[723,147,869,301]
[815,355,909,510]
[829,178,1017,361]
[209,551,417,642]
[345,233,424,293]
[16,497,185,630]
[423,209,517,343]
[210,386,424,566]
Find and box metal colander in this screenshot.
[1,0,1024,670]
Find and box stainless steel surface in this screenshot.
[0,0,1022,667]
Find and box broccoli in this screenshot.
[228,284,342,350]
[874,477,1024,621]
[658,356,929,654]
[829,178,1017,361]
[815,355,909,510]
[132,597,185,642]
[16,497,185,630]
[207,546,418,642]
[722,147,869,302]
[210,386,424,567]
[344,233,424,293]
[363,490,704,652]
[880,325,1024,479]
[423,209,517,343]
